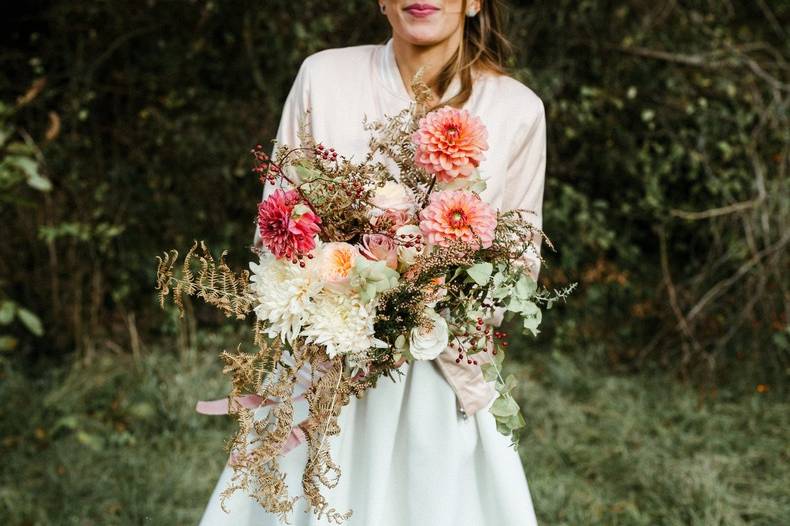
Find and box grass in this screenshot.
[513,352,788,525]
[1,335,787,525]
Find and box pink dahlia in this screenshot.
[412,107,489,183]
[257,188,321,260]
[419,190,497,249]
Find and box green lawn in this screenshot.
[1,337,787,525]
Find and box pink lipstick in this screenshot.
[404,3,439,18]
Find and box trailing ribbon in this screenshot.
[196,359,317,454]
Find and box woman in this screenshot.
[200,1,545,524]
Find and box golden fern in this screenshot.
[410,66,434,117]
[155,240,255,319]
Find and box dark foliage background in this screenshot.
[2,0,786,380]
[1,1,789,524]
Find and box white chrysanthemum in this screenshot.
[249,254,322,344]
[302,291,387,359]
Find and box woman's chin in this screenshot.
[397,27,452,47]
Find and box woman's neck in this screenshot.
[391,30,463,103]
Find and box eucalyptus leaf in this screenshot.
[491,394,519,418]
[514,274,537,300]
[495,419,511,436]
[481,362,498,382]
[520,302,542,336]
[504,410,526,430]
[466,262,493,286]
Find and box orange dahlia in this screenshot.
[419,190,497,249]
[412,107,489,183]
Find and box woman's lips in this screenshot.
[404,4,439,17]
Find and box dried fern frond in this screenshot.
[216,339,354,524]
[410,65,434,117]
[219,345,303,519]
[155,240,255,319]
[302,357,352,519]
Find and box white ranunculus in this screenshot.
[370,181,416,216]
[409,308,449,360]
[395,224,424,268]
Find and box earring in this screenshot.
[465,5,479,17]
[380,3,386,14]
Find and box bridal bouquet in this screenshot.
[155,73,573,521]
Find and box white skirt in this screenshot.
[198,360,538,526]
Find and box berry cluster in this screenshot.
[315,143,338,161]
[251,144,281,185]
[449,317,509,365]
[395,231,423,251]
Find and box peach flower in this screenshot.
[419,190,497,249]
[412,107,488,183]
[316,242,358,290]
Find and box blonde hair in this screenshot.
[430,0,514,110]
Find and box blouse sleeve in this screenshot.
[500,100,547,282]
[252,58,312,250]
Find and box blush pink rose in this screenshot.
[359,234,398,270]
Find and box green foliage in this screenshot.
[1,334,786,524]
[514,350,789,525]
[0,103,52,195]
[0,336,234,524]
[0,103,50,354]
[514,1,789,380]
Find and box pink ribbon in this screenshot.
[196,392,309,454]
[195,394,267,415]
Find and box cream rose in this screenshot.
[395,224,424,268]
[409,308,449,360]
[370,181,416,216]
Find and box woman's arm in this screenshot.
[500,99,547,283]
[252,58,313,250]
